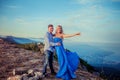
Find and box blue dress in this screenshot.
[54,37,79,80]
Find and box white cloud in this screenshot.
[76,0,93,4]
[5,5,21,9]
[15,18,25,23]
[58,2,120,43]
[1,14,120,43]
[74,0,105,5]
[112,0,120,2]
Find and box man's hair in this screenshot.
[48,24,53,28]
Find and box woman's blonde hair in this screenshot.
[55,25,63,34]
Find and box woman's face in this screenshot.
[57,27,62,33]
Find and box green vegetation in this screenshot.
[79,58,95,72]
[17,42,44,52]
[100,72,107,79]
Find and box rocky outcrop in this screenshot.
[0,39,103,80]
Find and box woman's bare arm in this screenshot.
[63,32,80,38]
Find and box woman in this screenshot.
[54,25,80,80]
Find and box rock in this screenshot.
[28,77,39,80]
[21,74,29,80]
[0,39,4,43]
[27,69,35,77]
[82,65,88,71]
[93,72,100,76]
[28,69,34,74]
[7,75,21,80]
[34,72,42,79]
[13,69,16,76]
[15,67,29,75]
[34,72,42,76]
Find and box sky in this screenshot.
[0,0,120,43]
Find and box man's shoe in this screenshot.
[41,73,48,78]
[51,72,57,75]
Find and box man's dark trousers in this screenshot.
[42,50,55,74]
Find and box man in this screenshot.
[42,24,60,77]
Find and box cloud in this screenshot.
[5,5,20,9]
[74,0,104,5]
[76,0,95,4]
[112,0,120,2]
[15,18,25,23]
[59,2,120,43]
[1,14,120,43]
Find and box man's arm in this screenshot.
[45,33,58,46]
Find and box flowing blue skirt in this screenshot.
[54,37,79,80]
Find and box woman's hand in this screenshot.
[63,32,81,38]
[75,33,80,35]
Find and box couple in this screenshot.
[42,24,80,80]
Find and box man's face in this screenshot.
[48,26,54,33]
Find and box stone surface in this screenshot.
[0,39,103,80]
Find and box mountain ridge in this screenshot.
[0,38,103,80]
[0,35,43,44]
[2,36,120,77]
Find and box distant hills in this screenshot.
[0,35,43,44]
[95,66,120,80]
